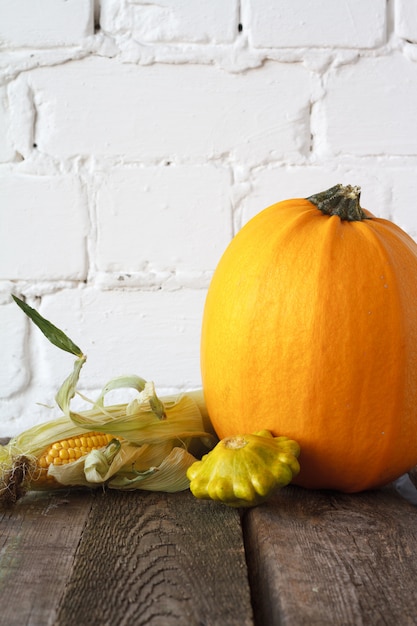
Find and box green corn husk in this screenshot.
[0,296,215,505]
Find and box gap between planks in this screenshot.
[242,485,417,626]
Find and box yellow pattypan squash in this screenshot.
[187,430,300,508]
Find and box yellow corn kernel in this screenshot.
[38,456,48,469]
[59,448,69,461]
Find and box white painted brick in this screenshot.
[7,76,36,160]
[0,299,29,398]
[395,0,417,43]
[0,0,94,48]
[131,0,239,44]
[100,0,239,43]
[0,86,15,162]
[99,0,129,34]
[245,0,386,48]
[95,165,232,273]
[323,55,417,156]
[37,288,206,391]
[30,57,311,162]
[0,173,88,280]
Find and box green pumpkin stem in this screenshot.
[307,184,369,221]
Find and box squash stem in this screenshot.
[223,435,248,450]
[307,184,369,221]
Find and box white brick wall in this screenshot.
[2,0,417,435]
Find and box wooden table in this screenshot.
[1,481,417,626]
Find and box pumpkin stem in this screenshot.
[307,184,369,221]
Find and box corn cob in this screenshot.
[34,431,116,485]
[0,431,117,503]
[37,431,115,470]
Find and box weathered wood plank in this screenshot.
[0,490,94,626]
[243,485,417,626]
[55,490,254,626]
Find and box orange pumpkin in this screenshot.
[201,184,417,493]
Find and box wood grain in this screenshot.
[55,490,254,626]
[0,490,94,626]
[243,485,417,626]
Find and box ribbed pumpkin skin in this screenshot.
[201,198,417,492]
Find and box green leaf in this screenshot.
[12,294,83,357]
